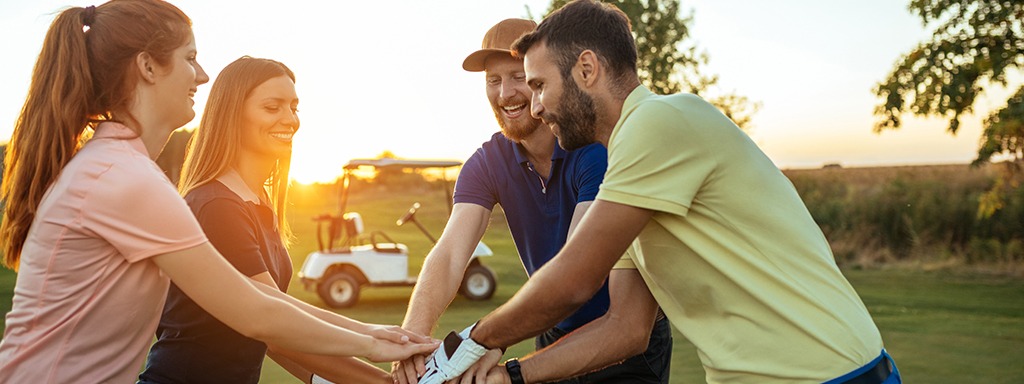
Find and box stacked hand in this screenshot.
[362,323,431,344]
[360,323,439,363]
[392,323,506,384]
[417,328,488,384]
[482,365,512,384]
[442,347,503,384]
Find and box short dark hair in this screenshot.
[512,0,637,81]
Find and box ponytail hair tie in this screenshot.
[82,5,96,27]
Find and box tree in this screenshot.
[543,0,760,129]
[370,151,428,188]
[874,0,1023,216]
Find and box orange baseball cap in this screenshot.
[462,18,538,72]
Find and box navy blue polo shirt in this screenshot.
[454,132,609,332]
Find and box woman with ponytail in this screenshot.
[0,2,436,382]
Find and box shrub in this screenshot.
[785,164,1023,267]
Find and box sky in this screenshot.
[0,0,1018,183]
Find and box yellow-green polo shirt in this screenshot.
[601,86,882,383]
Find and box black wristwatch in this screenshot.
[505,358,525,384]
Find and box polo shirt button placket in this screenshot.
[525,162,547,194]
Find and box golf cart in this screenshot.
[298,158,498,308]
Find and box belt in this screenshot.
[842,355,892,384]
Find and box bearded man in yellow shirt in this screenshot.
[415,1,902,384]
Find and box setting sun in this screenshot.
[1,0,1020,183]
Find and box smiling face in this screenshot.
[153,31,209,129]
[239,75,300,161]
[484,54,543,142]
[524,42,597,150]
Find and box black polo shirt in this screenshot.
[139,181,291,384]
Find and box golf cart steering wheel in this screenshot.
[396,202,421,226]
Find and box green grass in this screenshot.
[1,185,1022,382]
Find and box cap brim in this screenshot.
[462,48,515,72]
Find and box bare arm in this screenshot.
[152,243,438,361]
[393,203,491,383]
[268,348,391,384]
[518,269,659,382]
[470,199,653,349]
[456,200,599,383]
[244,273,429,345]
[566,201,592,238]
[240,272,395,384]
[403,203,492,334]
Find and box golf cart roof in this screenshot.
[344,158,463,170]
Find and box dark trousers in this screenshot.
[534,315,672,384]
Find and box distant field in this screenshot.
[0,173,1022,383]
[784,163,1024,271]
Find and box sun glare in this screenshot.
[289,153,343,185]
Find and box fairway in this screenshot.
[252,269,1024,384]
[0,186,1022,383]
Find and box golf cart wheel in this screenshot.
[460,263,497,301]
[317,271,360,308]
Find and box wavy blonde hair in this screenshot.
[178,56,296,244]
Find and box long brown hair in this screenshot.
[178,56,297,244]
[1,0,192,270]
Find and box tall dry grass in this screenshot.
[785,164,1024,274]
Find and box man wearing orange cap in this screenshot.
[394,18,672,384]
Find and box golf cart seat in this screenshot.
[314,212,365,253]
[369,231,405,254]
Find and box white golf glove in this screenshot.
[417,324,488,384]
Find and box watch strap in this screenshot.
[505,358,525,384]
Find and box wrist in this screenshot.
[352,320,371,333]
[505,358,525,384]
[403,316,434,335]
[360,334,378,357]
[467,320,501,351]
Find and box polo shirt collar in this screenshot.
[92,121,148,156]
[612,86,657,137]
[622,85,656,113]
[511,136,569,165]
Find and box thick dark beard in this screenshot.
[548,77,597,151]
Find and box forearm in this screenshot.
[403,203,489,334]
[266,350,313,384]
[269,348,391,384]
[470,201,653,349]
[474,261,592,349]
[520,316,643,382]
[155,243,378,357]
[403,256,466,334]
[520,271,658,382]
[251,282,368,332]
[240,291,378,355]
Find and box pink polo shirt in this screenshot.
[0,122,207,383]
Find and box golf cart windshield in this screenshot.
[316,158,463,252]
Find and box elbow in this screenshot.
[236,318,275,342]
[569,277,607,309]
[265,342,284,355]
[606,313,652,358]
[623,328,651,357]
[567,289,594,310]
[232,301,280,342]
